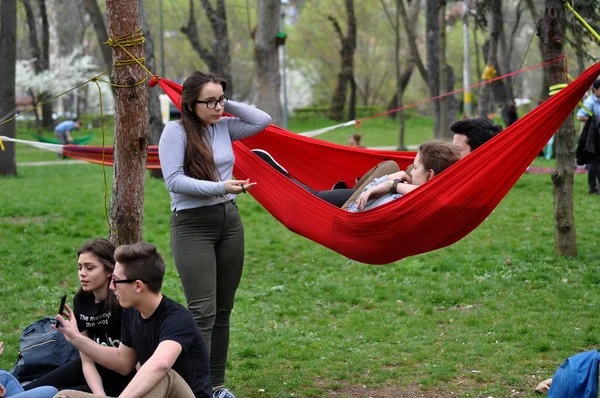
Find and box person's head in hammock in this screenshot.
[451,117,503,158]
[350,140,461,212]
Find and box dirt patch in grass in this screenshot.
[0,215,58,225]
[328,384,459,397]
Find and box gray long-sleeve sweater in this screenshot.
[158,101,272,211]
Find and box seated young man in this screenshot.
[55,242,212,398]
[253,117,503,209]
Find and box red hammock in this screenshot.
[65,62,600,264]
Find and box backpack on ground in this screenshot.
[10,317,79,382]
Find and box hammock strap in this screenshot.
[103,27,152,87]
[0,70,111,128]
[89,78,117,235]
[563,1,600,43]
[356,56,566,126]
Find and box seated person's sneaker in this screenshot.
[213,387,237,398]
[331,181,348,189]
[251,149,290,177]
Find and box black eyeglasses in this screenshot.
[196,96,228,109]
[111,276,146,285]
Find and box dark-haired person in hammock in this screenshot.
[253,117,501,208]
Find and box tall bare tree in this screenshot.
[106,0,148,245]
[477,0,509,123]
[181,0,233,96]
[327,0,357,122]
[82,0,112,70]
[539,0,577,256]
[21,0,53,131]
[0,0,17,177]
[524,0,548,105]
[380,0,418,149]
[426,0,441,136]
[253,0,283,126]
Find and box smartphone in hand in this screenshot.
[56,294,67,328]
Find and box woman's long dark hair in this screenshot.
[75,238,120,314]
[180,71,227,181]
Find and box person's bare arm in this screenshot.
[117,341,183,398]
[56,305,137,375]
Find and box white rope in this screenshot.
[299,120,357,137]
[0,136,64,154]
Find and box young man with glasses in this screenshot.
[54,242,212,398]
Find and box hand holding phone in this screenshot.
[56,294,67,328]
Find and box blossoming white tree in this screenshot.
[15,49,112,126]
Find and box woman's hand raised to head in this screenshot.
[224,179,257,194]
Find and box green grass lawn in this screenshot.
[2,116,599,397]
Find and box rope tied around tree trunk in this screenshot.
[102,27,152,87]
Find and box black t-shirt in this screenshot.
[74,292,122,347]
[121,295,211,398]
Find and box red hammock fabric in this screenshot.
[66,63,600,264]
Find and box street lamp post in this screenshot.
[280,0,289,129]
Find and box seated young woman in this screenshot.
[253,140,460,212]
[24,239,134,395]
[347,140,460,212]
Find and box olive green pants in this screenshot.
[170,200,244,387]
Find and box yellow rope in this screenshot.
[0,70,111,127]
[91,78,117,235]
[103,27,154,83]
[549,83,593,116]
[562,0,600,43]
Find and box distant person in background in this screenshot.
[576,79,600,195]
[54,119,81,145]
[503,101,518,127]
[348,133,366,148]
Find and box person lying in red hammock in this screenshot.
[348,140,460,211]
[254,140,460,212]
[252,117,502,209]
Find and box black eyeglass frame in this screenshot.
[111,276,146,285]
[195,96,228,109]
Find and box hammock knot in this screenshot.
[149,75,160,87]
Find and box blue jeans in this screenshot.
[0,371,58,398]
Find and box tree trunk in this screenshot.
[539,0,577,256]
[253,0,283,126]
[398,0,427,83]
[82,0,113,70]
[438,1,449,139]
[426,0,441,136]
[0,0,17,176]
[349,76,356,120]
[327,0,357,122]
[524,0,549,105]
[38,0,53,131]
[106,0,149,245]
[181,0,233,97]
[477,1,508,122]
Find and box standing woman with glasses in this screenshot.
[159,71,271,398]
[24,238,134,395]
